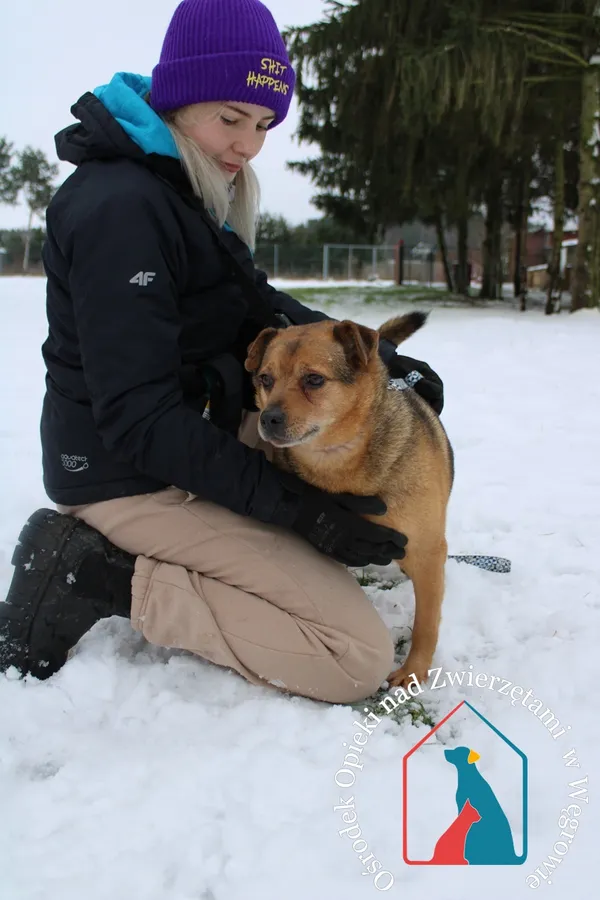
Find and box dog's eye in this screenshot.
[259,373,274,389]
[303,373,325,388]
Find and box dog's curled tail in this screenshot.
[378,311,429,347]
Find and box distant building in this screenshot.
[383,213,505,285]
[383,218,578,287]
[518,228,578,290]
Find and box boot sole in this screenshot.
[1,510,79,676]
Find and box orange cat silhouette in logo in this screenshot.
[429,799,481,865]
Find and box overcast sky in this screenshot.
[0,0,328,229]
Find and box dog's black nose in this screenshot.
[260,406,286,436]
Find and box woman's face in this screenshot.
[177,101,276,180]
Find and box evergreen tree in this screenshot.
[285,0,598,303]
[571,25,600,309]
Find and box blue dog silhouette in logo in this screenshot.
[444,747,524,865]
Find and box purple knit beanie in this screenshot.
[150,0,296,127]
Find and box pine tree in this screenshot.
[285,0,598,302]
[571,35,600,310]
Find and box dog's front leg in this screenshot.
[387,537,447,689]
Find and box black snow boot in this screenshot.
[0,509,135,680]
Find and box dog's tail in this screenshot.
[378,311,428,347]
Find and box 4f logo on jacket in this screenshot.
[130,271,156,286]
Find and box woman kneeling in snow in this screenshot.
[0,0,443,704]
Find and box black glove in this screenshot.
[277,472,407,567]
[387,353,444,415]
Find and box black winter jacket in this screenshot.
[40,92,396,526]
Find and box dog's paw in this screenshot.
[387,661,430,691]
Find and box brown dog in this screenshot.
[244,312,454,689]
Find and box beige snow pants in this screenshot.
[57,412,394,703]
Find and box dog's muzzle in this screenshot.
[259,406,287,441]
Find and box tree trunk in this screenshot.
[513,161,530,298]
[22,207,33,273]
[513,210,524,299]
[434,212,454,292]
[546,137,566,316]
[480,178,504,300]
[456,214,469,296]
[497,239,504,300]
[571,61,600,311]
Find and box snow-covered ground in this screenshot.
[0,275,598,900]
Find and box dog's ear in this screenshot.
[245,328,279,373]
[333,320,379,371]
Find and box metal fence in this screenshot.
[401,254,437,285]
[322,244,397,281]
[253,242,439,284]
[0,239,436,283]
[254,243,323,279]
[254,243,398,280]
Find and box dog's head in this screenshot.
[244,319,383,448]
[444,747,480,768]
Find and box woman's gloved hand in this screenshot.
[277,471,407,567]
[386,353,444,415]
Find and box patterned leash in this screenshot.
[448,555,511,574]
[389,373,512,576]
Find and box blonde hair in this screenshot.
[162,105,261,250]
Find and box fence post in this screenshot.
[323,244,330,280]
[395,240,404,285]
[274,244,279,278]
[348,246,353,280]
[372,246,377,279]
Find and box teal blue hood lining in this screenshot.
[93,72,179,159]
[93,72,236,236]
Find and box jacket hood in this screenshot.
[55,72,179,166]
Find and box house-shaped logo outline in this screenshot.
[402,700,528,865]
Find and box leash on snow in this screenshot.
[388,373,512,575]
[447,555,511,574]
